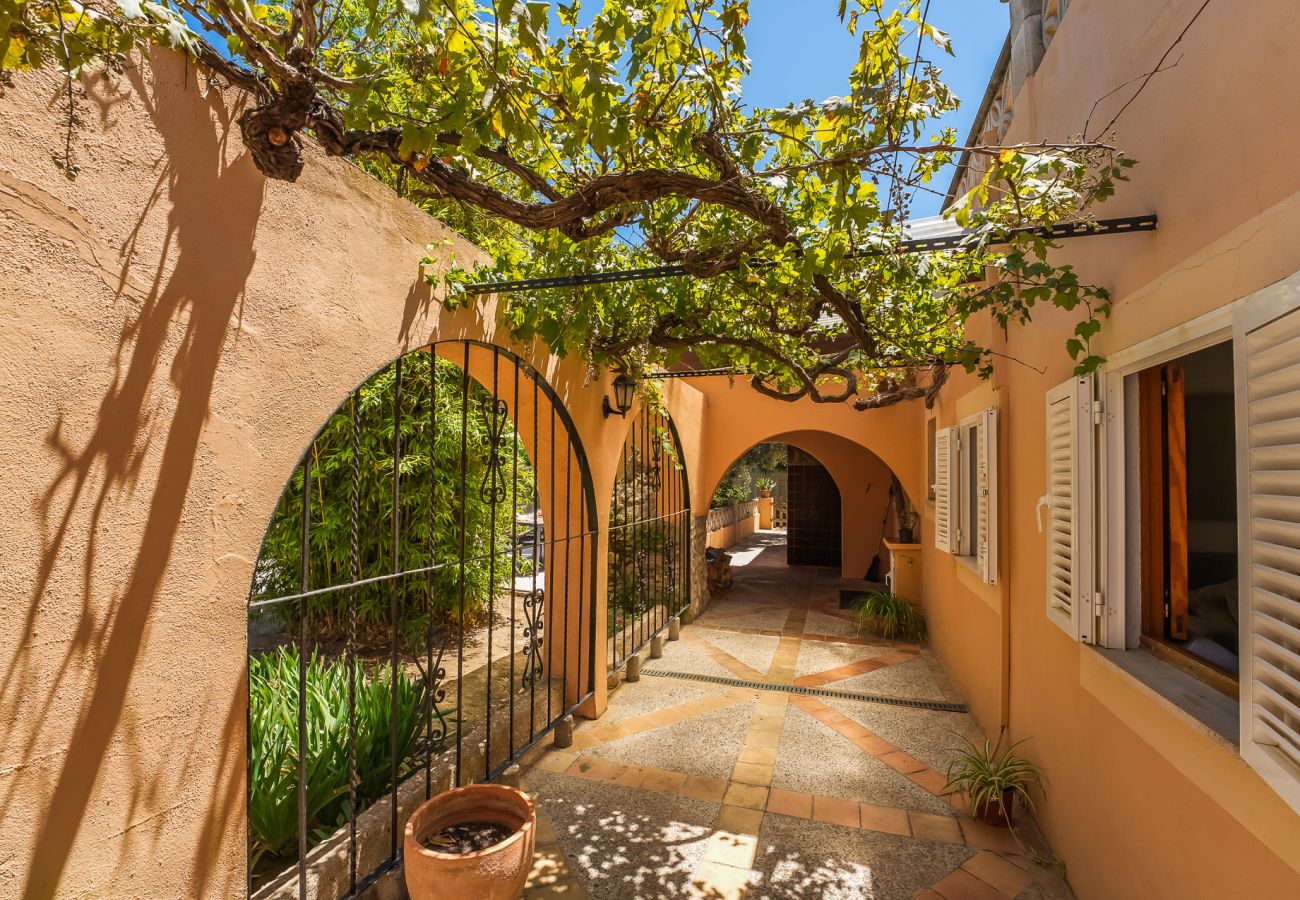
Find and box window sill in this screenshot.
[1089,646,1238,750]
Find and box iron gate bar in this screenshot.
[389,355,402,860]
[463,214,1158,295]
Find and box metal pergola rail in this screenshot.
[464,214,1157,296]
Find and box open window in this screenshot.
[1132,344,1239,695]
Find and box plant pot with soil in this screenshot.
[404,783,537,900]
[943,734,1042,828]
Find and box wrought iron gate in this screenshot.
[246,340,597,899]
[607,402,691,673]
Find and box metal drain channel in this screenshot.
[640,669,968,713]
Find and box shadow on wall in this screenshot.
[1,52,263,899]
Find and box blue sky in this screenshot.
[740,0,1008,217]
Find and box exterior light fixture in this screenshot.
[603,373,636,418]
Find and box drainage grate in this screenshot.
[641,669,968,713]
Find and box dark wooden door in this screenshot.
[786,448,842,567]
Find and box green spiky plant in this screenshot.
[943,734,1043,827]
[851,591,926,641]
[247,646,446,870]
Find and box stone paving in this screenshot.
[514,531,1072,900]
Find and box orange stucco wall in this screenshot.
[923,0,1300,896]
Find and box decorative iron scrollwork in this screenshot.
[663,537,677,593]
[521,588,545,686]
[479,397,510,503]
[647,461,662,493]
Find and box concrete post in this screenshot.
[668,618,681,641]
[650,635,665,659]
[626,654,642,682]
[554,714,575,749]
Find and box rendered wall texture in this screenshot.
[924,0,1300,896]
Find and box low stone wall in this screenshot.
[705,500,760,550]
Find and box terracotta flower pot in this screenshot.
[403,783,537,900]
[760,489,772,498]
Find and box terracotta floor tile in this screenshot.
[641,769,688,793]
[811,795,860,828]
[723,782,770,810]
[534,751,577,773]
[612,765,649,788]
[746,730,781,749]
[716,804,765,836]
[738,745,778,766]
[703,830,759,869]
[879,750,927,774]
[571,758,626,782]
[959,819,1022,854]
[690,861,752,900]
[853,734,895,756]
[766,788,813,819]
[858,802,910,837]
[909,768,951,795]
[962,851,1034,896]
[909,812,964,845]
[930,868,1006,900]
[680,775,729,802]
[731,762,774,786]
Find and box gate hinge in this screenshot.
[1092,399,1104,425]
[1094,591,1105,612]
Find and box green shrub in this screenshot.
[248,646,442,868]
[851,591,927,641]
[253,354,533,646]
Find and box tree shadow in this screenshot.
[1,48,263,898]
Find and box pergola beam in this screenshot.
[463,214,1157,296]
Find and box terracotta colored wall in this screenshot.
[0,50,711,897]
[923,0,1300,896]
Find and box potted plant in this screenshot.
[896,509,919,544]
[850,591,926,641]
[944,735,1043,827]
[404,783,537,899]
[757,477,775,498]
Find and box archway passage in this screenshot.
[606,403,692,675]
[786,447,842,568]
[705,431,914,584]
[245,340,596,898]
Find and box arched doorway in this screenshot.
[245,340,596,898]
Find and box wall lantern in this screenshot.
[603,373,637,418]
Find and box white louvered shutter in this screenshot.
[934,426,957,552]
[978,408,999,585]
[1235,276,1300,813]
[1044,377,1095,641]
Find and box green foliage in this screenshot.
[254,354,532,646]
[713,442,784,507]
[248,646,438,867]
[710,480,750,509]
[2,0,1135,403]
[851,591,926,641]
[943,734,1043,824]
[756,476,775,492]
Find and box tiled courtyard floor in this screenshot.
[515,531,1072,899]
